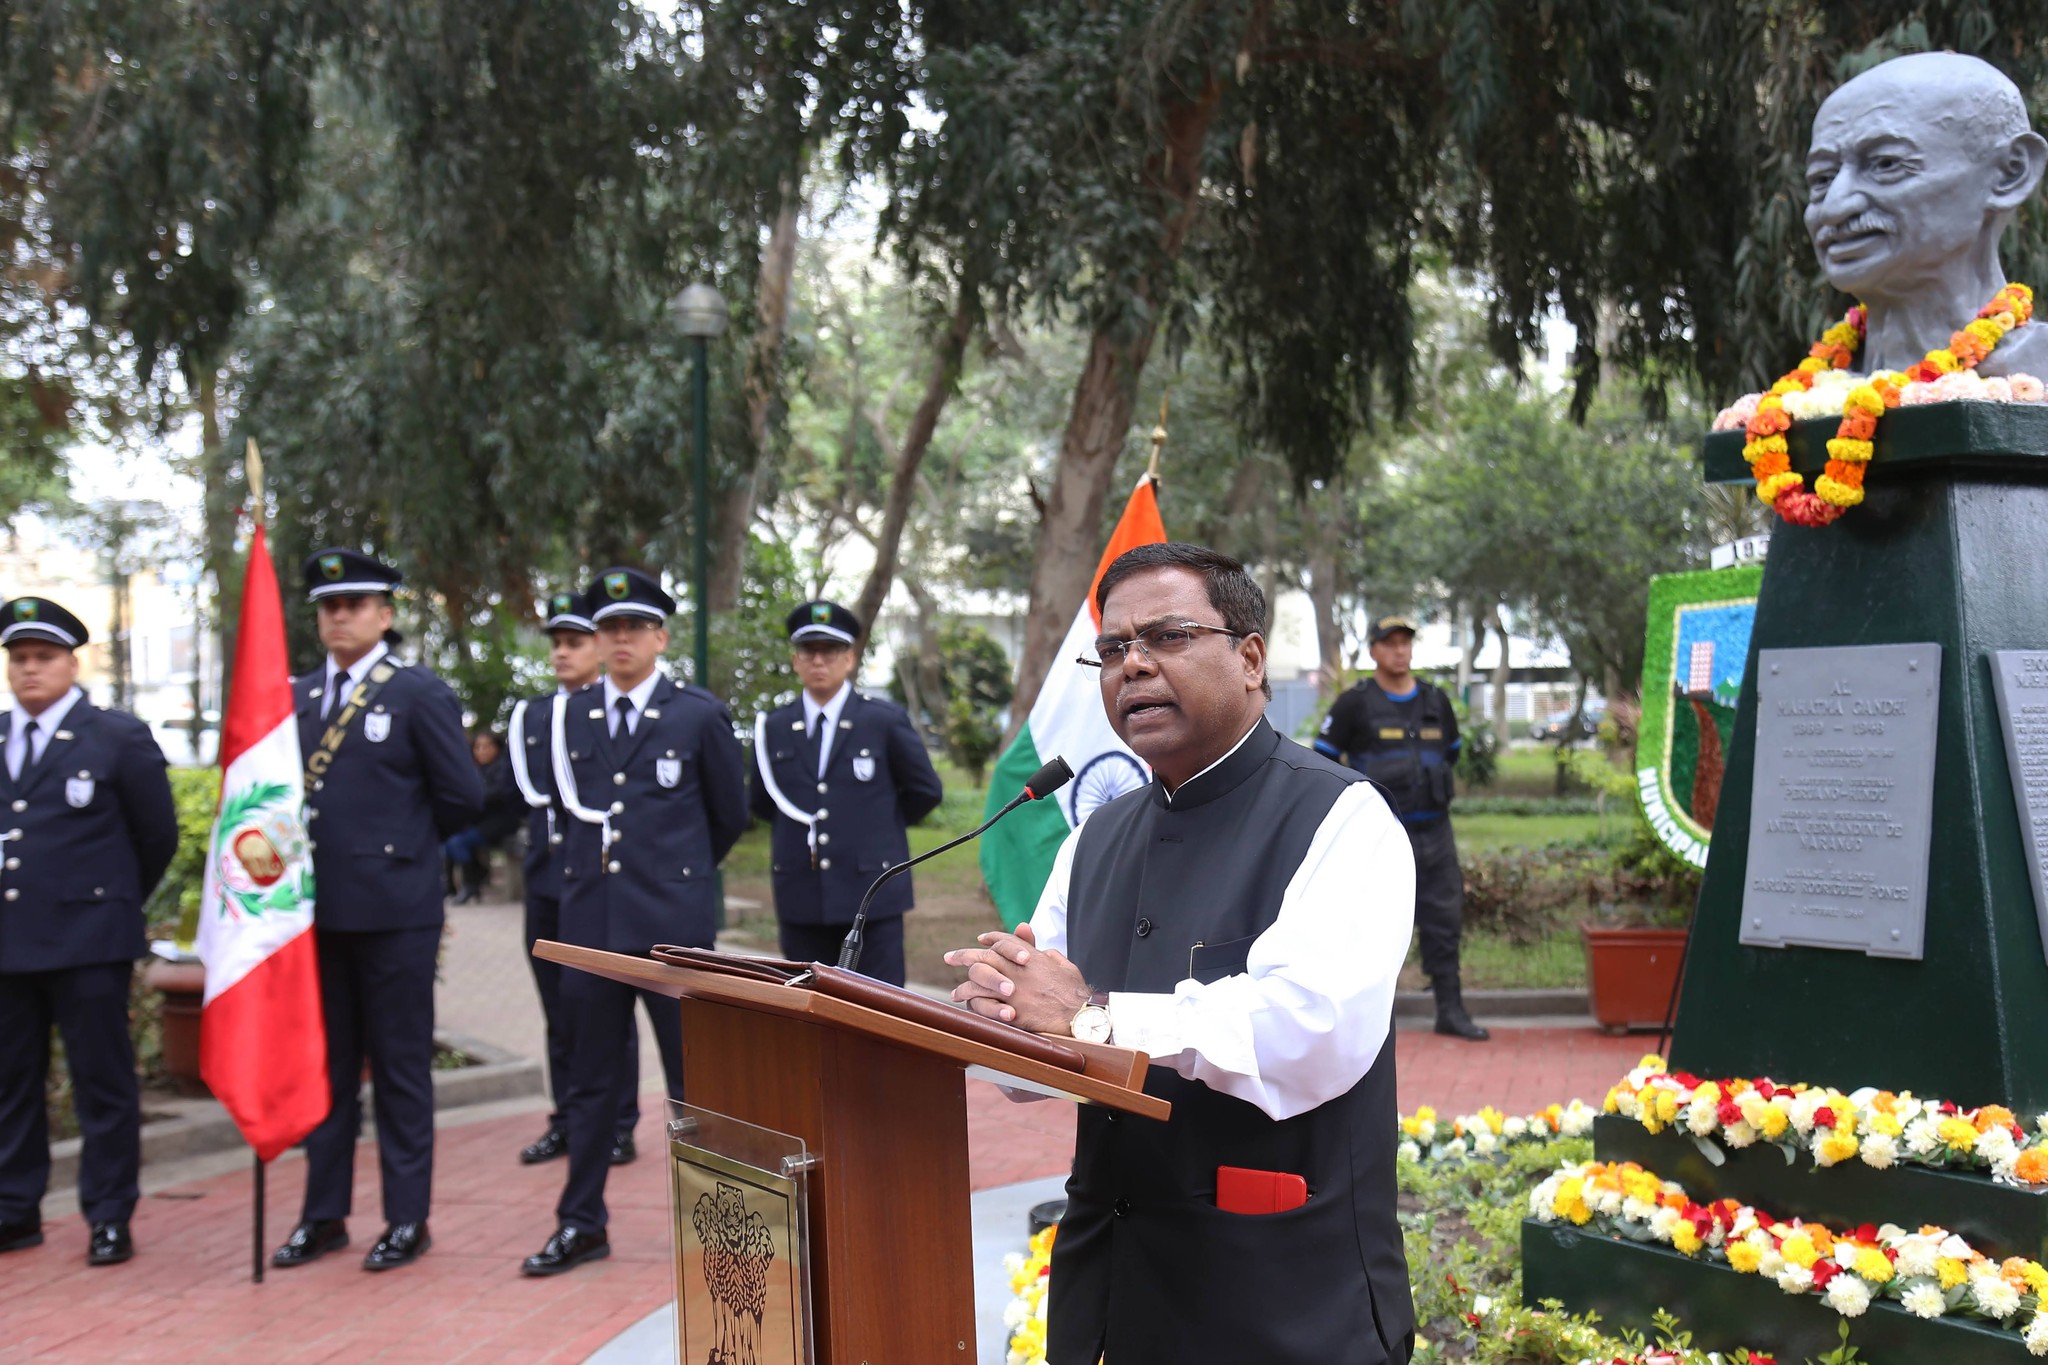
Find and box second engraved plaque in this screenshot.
[1741,643,1941,959]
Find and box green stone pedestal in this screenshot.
[1521,404,2048,1362]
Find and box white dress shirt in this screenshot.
[6,686,83,780]
[801,682,853,777]
[603,670,662,737]
[324,641,390,718]
[1029,761,1415,1122]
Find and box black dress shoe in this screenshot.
[1433,1002,1492,1041]
[609,1133,636,1166]
[271,1219,349,1268]
[363,1221,430,1271]
[521,1226,610,1277]
[0,1218,44,1253]
[87,1221,133,1266]
[520,1127,568,1164]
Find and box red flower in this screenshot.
[1811,1259,1840,1289]
[1718,1098,1744,1126]
[1813,1106,1837,1130]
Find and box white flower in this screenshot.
[1791,1091,1829,1135]
[1398,1141,1421,1163]
[1503,1117,1529,1140]
[1905,1118,1943,1156]
[1941,1234,1974,1260]
[1414,1120,1437,1145]
[1901,1282,1947,1319]
[1975,1275,2023,1320]
[1472,1130,1497,1156]
[1757,1250,1786,1279]
[1651,1206,1683,1242]
[1560,1102,1596,1138]
[1981,1127,2019,1163]
[1860,1134,1898,1170]
[1825,1276,1873,1317]
[1776,1264,1814,1294]
[1593,1188,1623,1216]
[1442,1137,1467,1157]
[1721,1119,1758,1149]
[1473,1294,1493,1317]
[1687,1100,1719,1136]
[1894,1236,1940,1279]
[2025,1311,2048,1356]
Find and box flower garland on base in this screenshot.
[1530,1159,2048,1351]
[1001,1224,1055,1365]
[1738,284,2036,527]
[1397,1099,1599,1162]
[1604,1057,2048,1186]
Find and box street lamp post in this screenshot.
[671,282,729,686]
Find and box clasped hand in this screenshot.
[943,924,1091,1034]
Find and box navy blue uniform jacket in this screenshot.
[555,675,748,952]
[513,693,566,900]
[295,662,483,931]
[0,701,178,974]
[747,690,944,926]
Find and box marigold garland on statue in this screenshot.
[1738,283,2037,527]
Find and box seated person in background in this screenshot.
[444,729,523,904]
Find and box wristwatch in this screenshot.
[1070,990,1113,1044]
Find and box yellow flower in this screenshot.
[1844,386,1886,418]
[1855,1247,1894,1282]
[1695,1082,1722,1106]
[1814,475,1865,508]
[1937,1257,1969,1290]
[1757,472,1804,505]
[1938,1116,1980,1151]
[1825,437,1874,463]
[1729,1240,1763,1274]
[1927,349,1960,373]
[2020,1260,2048,1296]
[1553,1177,1592,1226]
[1759,1105,1791,1140]
[1414,1105,1435,1124]
[1967,318,2006,347]
[1781,1233,1820,1269]
[1637,1054,1667,1071]
[1673,1222,1702,1256]
[1477,1105,1506,1135]
[1818,1131,1861,1165]
[1798,356,1829,373]
[1871,1113,1903,1138]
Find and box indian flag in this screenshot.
[196,523,329,1161]
[980,475,1166,928]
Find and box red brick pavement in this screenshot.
[1,1029,1645,1362]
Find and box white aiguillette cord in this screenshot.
[550,687,614,868]
[752,712,819,857]
[508,697,556,849]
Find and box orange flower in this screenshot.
[2013,1148,2048,1185]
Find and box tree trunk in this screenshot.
[1299,489,1344,697]
[197,369,240,705]
[1003,74,1230,738]
[1455,602,1479,701]
[708,182,802,614]
[852,279,978,642]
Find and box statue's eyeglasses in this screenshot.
[1078,621,1245,669]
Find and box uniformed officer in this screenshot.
[1315,614,1489,1041]
[0,598,177,1267]
[748,600,943,985]
[520,566,747,1276]
[272,549,483,1271]
[508,587,639,1168]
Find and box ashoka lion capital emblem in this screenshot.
[691,1181,776,1365]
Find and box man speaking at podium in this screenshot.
[947,543,1416,1363]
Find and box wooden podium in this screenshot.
[536,942,1167,1364]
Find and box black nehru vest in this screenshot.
[1047,719,1414,1364]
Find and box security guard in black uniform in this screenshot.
[272,549,483,1271]
[508,587,639,1167]
[748,600,944,985]
[1315,614,1489,1041]
[520,566,748,1276]
[0,598,177,1267]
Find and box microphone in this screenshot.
[837,756,1074,972]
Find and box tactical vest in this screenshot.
[1050,720,1414,1364]
[1352,681,1456,820]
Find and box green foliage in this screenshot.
[153,767,223,942]
[705,535,808,719]
[935,623,1014,784]
[1448,692,1498,790]
[1456,796,1601,818]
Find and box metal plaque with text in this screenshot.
[1990,650,2048,967]
[1741,643,1940,959]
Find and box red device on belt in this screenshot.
[1215,1166,1309,1214]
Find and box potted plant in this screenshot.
[1580,810,1703,1034]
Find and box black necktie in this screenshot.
[18,717,39,777]
[805,710,824,777]
[613,696,635,738]
[326,670,350,721]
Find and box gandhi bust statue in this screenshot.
[1805,52,2048,376]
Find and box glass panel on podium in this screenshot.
[666,1101,816,1365]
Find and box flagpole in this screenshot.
[1146,392,1169,482]
[245,437,268,1287]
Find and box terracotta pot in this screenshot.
[143,959,210,1096]
[1580,926,1689,1034]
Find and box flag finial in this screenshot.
[1146,392,1170,480]
[246,438,266,528]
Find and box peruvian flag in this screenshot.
[195,523,328,1161]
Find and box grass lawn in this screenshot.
[721,757,1617,993]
